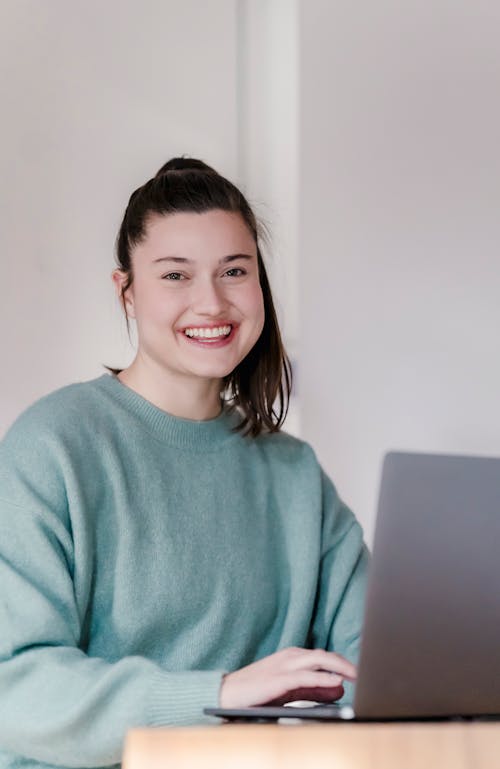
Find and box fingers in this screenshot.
[274,669,344,693]
[219,646,357,709]
[277,647,357,681]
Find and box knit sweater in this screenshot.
[0,374,369,769]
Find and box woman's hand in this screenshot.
[219,647,356,708]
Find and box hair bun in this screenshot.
[155,157,218,178]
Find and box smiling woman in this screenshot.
[108,158,290,434]
[0,158,369,769]
[111,208,266,424]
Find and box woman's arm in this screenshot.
[309,469,370,703]
[0,492,226,767]
[0,493,226,767]
[218,462,368,710]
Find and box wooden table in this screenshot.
[123,721,500,769]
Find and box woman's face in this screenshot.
[114,209,265,387]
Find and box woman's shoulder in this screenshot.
[253,426,320,469]
[2,375,108,448]
[0,376,110,508]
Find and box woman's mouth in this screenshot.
[180,324,237,348]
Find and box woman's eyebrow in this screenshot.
[152,253,255,265]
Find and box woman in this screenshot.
[0,158,369,768]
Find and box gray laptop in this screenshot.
[206,451,500,722]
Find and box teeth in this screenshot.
[184,325,232,338]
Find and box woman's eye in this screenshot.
[225,268,246,278]
[162,272,185,281]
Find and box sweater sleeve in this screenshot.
[0,443,224,767]
[309,468,370,705]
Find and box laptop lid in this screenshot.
[354,451,500,719]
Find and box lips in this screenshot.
[180,324,238,348]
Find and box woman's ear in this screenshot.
[111,270,135,319]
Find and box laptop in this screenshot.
[205,451,500,722]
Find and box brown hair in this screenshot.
[109,157,292,437]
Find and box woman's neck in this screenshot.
[116,358,223,421]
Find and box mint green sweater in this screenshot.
[0,374,368,769]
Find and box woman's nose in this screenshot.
[190,278,228,316]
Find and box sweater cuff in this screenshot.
[146,669,227,727]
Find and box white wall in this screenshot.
[237,0,300,435]
[299,1,500,543]
[237,0,299,354]
[0,0,238,436]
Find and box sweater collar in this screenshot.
[95,373,243,449]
